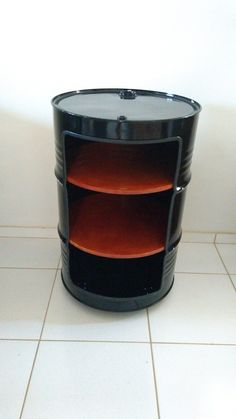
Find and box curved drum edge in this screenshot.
[61,270,175,312]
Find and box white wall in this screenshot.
[1,0,236,231]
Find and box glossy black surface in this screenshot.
[61,241,177,311]
[52,88,200,120]
[53,113,200,187]
[52,88,201,311]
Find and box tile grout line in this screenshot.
[151,341,236,346]
[0,338,38,342]
[0,338,149,344]
[175,271,229,275]
[0,228,235,238]
[214,243,236,246]
[0,267,59,270]
[214,233,217,244]
[214,243,236,293]
[146,308,161,419]
[1,231,236,244]
[182,231,236,235]
[38,257,61,342]
[181,241,214,244]
[0,268,230,274]
[0,225,57,228]
[19,257,61,419]
[0,236,58,239]
[181,232,216,244]
[1,237,235,244]
[1,338,236,346]
[2,227,235,233]
[0,238,206,243]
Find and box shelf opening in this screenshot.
[69,190,171,259]
[65,138,178,194]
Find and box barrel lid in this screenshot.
[52,88,201,122]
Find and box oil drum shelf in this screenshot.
[52,88,201,311]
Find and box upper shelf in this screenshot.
[67,142,175,194]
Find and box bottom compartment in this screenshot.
[61,241,178,311]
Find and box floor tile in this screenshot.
[175,243,226,273]
[149,273,236,343]
[0,227,58,238]
[22,341,157,419]
[0,238,60,268]
[43,272,149,342]
[181,232,215,243]
[0,340,37,419]
[215,233,236,244]
[0,269,56,339]
[216,244,236,274]
[153,344,236,419]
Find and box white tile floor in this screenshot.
[0,228,236,419]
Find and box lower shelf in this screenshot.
[69,193,168,258]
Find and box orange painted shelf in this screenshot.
[69,194,168,259]
[67,142,174,194]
